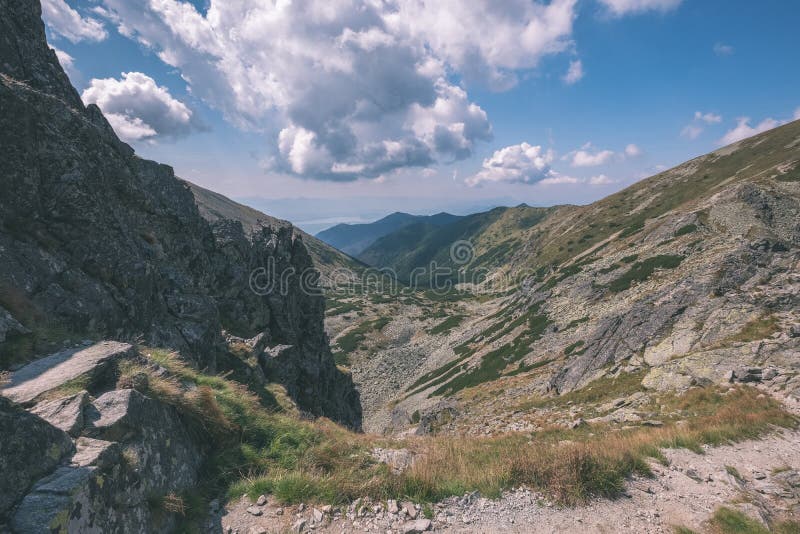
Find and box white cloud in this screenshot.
[41,0,107,43]
[599,0,682,16]
[96,0,579,180]
[713,43,734,56]
[566,144,615,167]
[588,174,616,185]
[681,111,723,140]
[694,111,722,124]
[81,72,203,143]
[794,108,800,121]
[562,59,584,85]
[681,124,703,140]
[624,144,642,157]
[466,143,556,186]
[719,117,783,146]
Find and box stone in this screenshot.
[1,342,134,404]
[402,501,418,519]
[641,420,664,427]
[31,390,89,436]
[256,494,267,506]
[0,396,74,517]
[320,505,332,514]
[568,418,586,429]
[71,437,121,469]
[372,447,416,474]
[387,499,400,514]
[402,519,432,533]
[246,506,263,516]
[292,518,307,532]
[313,508,324,522]
[0,304,30,344]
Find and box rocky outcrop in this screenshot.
[0,396,74,519]
[0,0,359,427]
[1,344,205,532]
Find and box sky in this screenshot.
[43,0,800,234]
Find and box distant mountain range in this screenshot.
[316,211,462,256]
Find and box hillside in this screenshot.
[358,204,554,283]
[344,119,800,437]
[316,211,462,256]
[188,182,365,285]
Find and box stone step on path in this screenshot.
[0,341,135,404]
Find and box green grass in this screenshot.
[565,316,590,329]
[428,315,466,336]
[709,507,769,534]
[431,312,551,396]
[121,351,799,525]
[607,255,684,293]
[675,224,698,237]
[334,317,391,353]
[728,315,780,343]
[564,340,586,356]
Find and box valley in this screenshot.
[0,1,799,533]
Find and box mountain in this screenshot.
[380,119,800,435]
[0,0,359,424]
[0,1,361,528]
[357,204,553,283]
[187,181,365,285]
[316,211,462,256]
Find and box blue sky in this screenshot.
[43,0,799,233]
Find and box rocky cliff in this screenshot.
[0,0,359,428]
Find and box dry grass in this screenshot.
[120,348,796,525]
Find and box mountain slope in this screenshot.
[369,120,800,435]
[357,204,554,283]
[188,181,365,285]
[0,0,360,427]
[316,211,462,256]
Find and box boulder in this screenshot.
[31,390,89,436]
[1,342,134,404]
[402,518,432,533]
[0,397,74,518]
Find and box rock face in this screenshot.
[0,397,74,518]
[0,344,205,532]
[0,0,359,427]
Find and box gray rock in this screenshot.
[388,499,400,514]
[1,342,134,404]
[372,447,415,474]
[256,494,267,506]
[246,506,263,516]
[402,518,432,533]
[31,390,89,436]
[0,305,30,345]
[0,396,74,517]
[292,518,307,532]
[71,437,121,469]
[402,501,419,519]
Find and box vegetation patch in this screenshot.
[564,341,586,356]
[675,223,698,237]
[428,315,466,336]
[727,315,780,344]
[607,255,684,293]
[432,313,551,396]
[334,317,391,353]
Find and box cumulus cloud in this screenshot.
[562,59,584,85]
[466,143,556,186]
[681,125,703,140]
[598,0,682,16]
[681,111,723,140]
[713,43,734,56]
[565,144,615,167]
[588,174,616,185]
[81,72,203,143]
[719,117,783,146]
[624,144,642,157]
[794,108,800,121]
[42,0,107,43]
[95,0,578,181]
